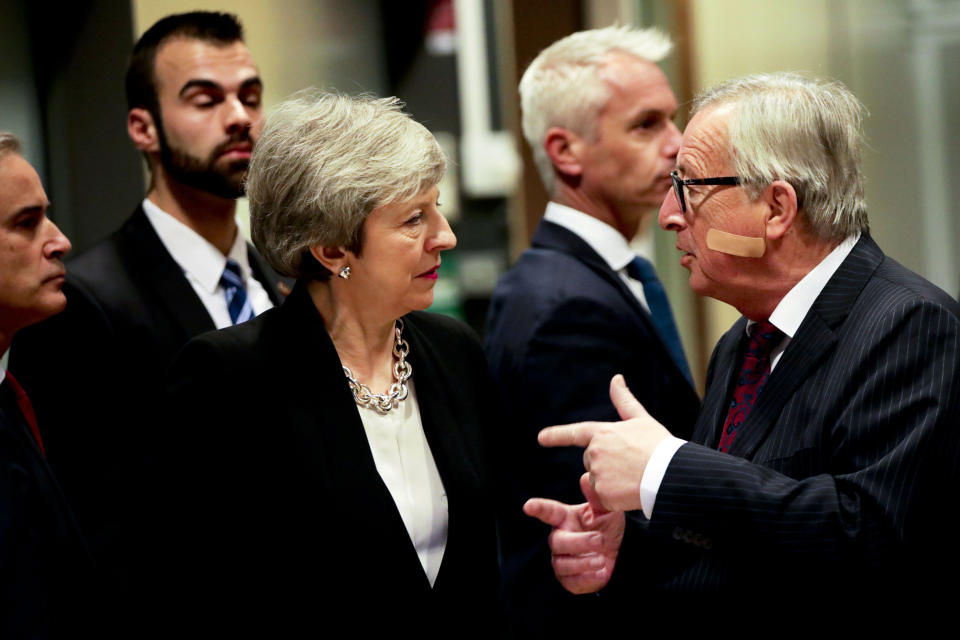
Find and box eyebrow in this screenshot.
[19,203,48,214]
[5,205,47,225]
[178,77,263,98]
[632,106,676,120]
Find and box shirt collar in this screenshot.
[753,232,860,338]
[544,202,634,271]
[141,198,251,293]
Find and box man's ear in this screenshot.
[762,180,799,241]
[309,245,348,276]
[544,127,584,179]
[128,108,159,153]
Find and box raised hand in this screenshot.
[523,473,625,594]
[537,374,671,511]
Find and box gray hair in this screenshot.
[519,24,673,194]
[693,72,869,241]
[0,131,22,159]
[247,90,446,280]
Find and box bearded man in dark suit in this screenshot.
[526,72,960,614]
[8,12,285,625]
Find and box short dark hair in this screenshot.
[125,11,245,117]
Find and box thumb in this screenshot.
[579,472,610,518]
[609,374,649,421]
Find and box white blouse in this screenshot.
[356,380,448,586]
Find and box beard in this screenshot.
[156,121,252,199]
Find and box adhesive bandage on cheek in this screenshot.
[706,228,766,258]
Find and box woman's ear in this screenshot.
[309,245,348,276]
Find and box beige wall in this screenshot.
[687,0,949,351]
[133,0,386,107]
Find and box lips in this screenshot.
[218,144,253,160]
[43,271,66,285]
[417,265,440,280]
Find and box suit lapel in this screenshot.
[276,286,432,591]
[0,400,88,548]
[693,321,746,448]
[402,316,485,583]
[532,219,695,393]
[117,207,215,338]
[724,235,885,459]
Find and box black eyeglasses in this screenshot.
[670,170,741,213]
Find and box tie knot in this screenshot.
[626,255,656,283]
[748,320,783,357]
[221,259,244,289]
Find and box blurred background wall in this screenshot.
[1,0,957,389]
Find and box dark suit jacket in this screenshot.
[484,219,699,633]
[8,206,287,617]
[158,283,500,636]
[0,382,94,638]
[612,234,960,613]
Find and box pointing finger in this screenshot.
[523,498,571,528]
[538,423,597,448]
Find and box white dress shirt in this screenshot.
[639,233,861,518]
[544,202,651,313]
[357,381,448,586]
[142,198,273,328]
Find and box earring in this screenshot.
[338,265,351,280]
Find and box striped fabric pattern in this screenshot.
[632,234,960,595]
[220,259,255,325]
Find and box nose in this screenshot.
[44,219,71,260]
[658,187,686,232]
[429,212,457,252]
[223,96,255,135]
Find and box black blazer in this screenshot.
[484,219,699,633]
[0,383,94,638]
[8,206,287,614]
[612,235,960,611]
[158,283,500,636]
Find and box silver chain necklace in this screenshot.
[342,319,412,413]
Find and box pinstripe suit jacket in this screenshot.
[614,234,960,606]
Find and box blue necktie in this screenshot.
[626,256,693,384]
[220,259,255,325]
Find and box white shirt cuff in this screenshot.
[639,436,686,519]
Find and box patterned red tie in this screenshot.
[4,371,46,457]
[718,321,783,453]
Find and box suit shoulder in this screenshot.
[180,307,274,359]
[487,246,631,336]
[493,246,604,299]
[870,255,960,318]
[66,228,128,282]
[60,227,143,311]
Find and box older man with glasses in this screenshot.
[525,72,960,616]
